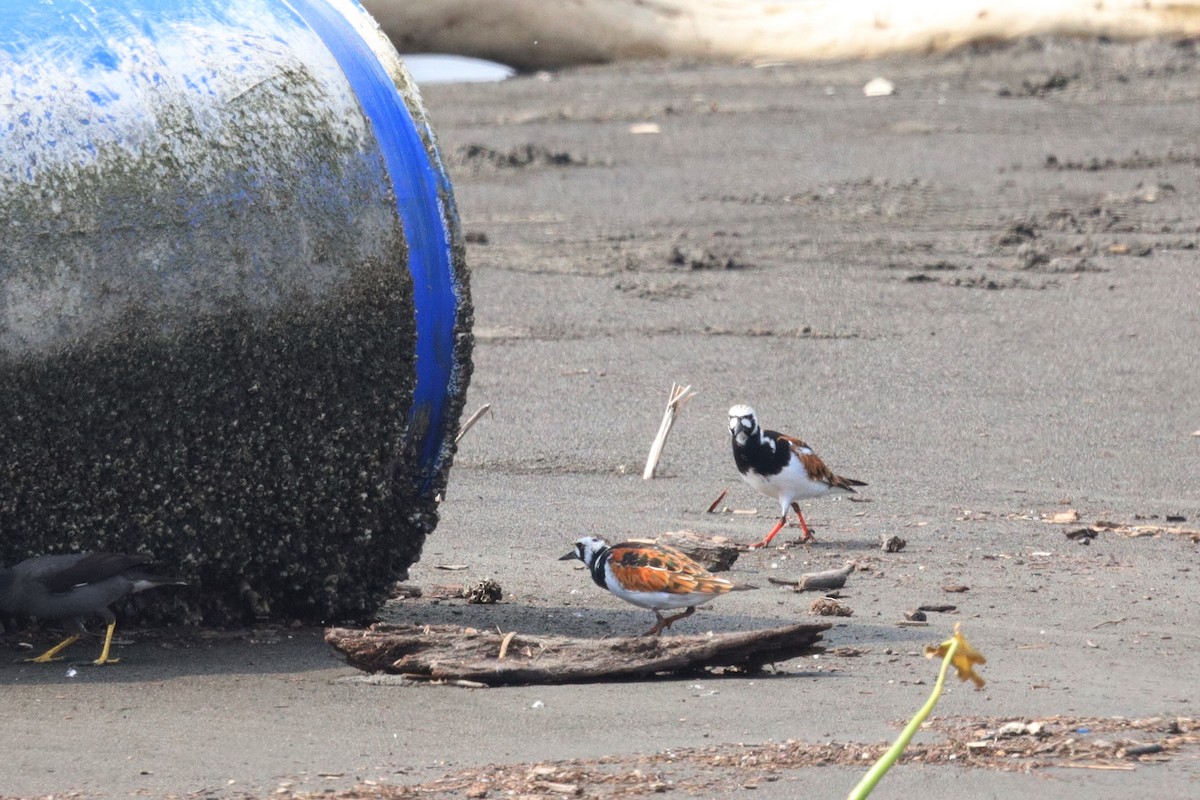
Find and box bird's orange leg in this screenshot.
[644,607,695,636]
[792,502,816,543]
[750,516,788,549]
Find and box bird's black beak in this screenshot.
[558,550,579,561]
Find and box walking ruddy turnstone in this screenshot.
[560,536,755,635]
[728,404,866,548]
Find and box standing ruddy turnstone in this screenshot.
[560,536,755,636]
[728,404,866,549]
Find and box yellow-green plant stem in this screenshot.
[846,638,960,800]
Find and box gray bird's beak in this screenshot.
[558,550,578,561]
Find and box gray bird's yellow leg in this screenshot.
[25,635,80,663]
[92,621,121,666]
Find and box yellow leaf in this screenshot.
[925,623,986,689]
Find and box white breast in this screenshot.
[603,564,720,611]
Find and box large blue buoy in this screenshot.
[0,0,472,623]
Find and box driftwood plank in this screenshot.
[326,622,830,685]
[651,530,741,572]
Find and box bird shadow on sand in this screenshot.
[744,535,890,554]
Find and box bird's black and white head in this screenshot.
[559,535,610,569]
[728,404,760,446]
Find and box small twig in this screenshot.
[455,403,492,444]
[706,487,729,514]
[642,383,695,479]
[498,630,517,660]
[1091,617,1126,629]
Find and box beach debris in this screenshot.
[652,530,740,572]
[451,143,592,171]
[792,561,855,592]
[919,604,957,613]
[326,621,831,685]
[880,534,907,552]
[905,609,927,622]
[628,122,661,135]
[389,582,423,599]
[455,403,492,444]
[1123,743,1165,758]
[668,243,748,270]
[706,487,729,513]
[1065,527,1098,544]
[334,716,1200,794]
[811,597,852,617]
[1046,509,1081,524]
[863,77,895,97]
[465,579,503,605]
[426,584,469,600]
[998,721,1046,738]
[830,646,867,657]
[436,564,469,571]
[1060,520,1200,543]
[497,631,518,660]
[942,584,969,593]
[643,383,695,479]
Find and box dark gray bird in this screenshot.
[0,552,184,665]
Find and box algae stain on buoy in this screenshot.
[0,0,472,624]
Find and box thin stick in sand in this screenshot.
[455,403,492,444]
[642,383,695,479]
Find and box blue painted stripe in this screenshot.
[284,0,458,489]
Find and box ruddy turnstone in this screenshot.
[0,552,185,665]
[728,404,866,548]
[560,536,755,636]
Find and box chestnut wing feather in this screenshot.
[783,437,867,491]
[778,434,814,455]
[608,543,732,596]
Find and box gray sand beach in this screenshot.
[3,37,1199,798]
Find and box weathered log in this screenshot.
[325,621,830,685]
[365,0,1200,72]
[652,530,741,572]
